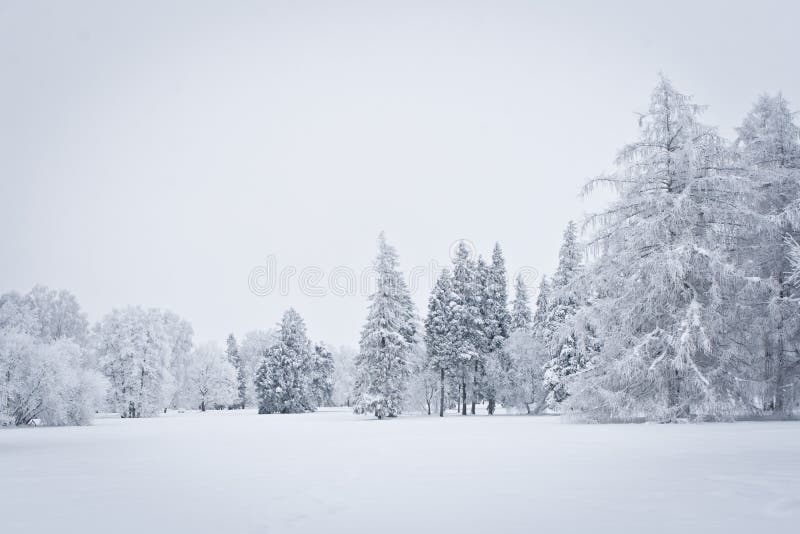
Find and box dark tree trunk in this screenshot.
[666,366,689,420]
[487,398,495,415]
[439,368,445,417]
[461,377,467,416]
[774,344,788,414]
[471,361,477,415]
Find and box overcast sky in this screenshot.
[2,0,798,348]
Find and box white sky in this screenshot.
[2,0,798,348]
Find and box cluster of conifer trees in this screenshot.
[353,76,800,421]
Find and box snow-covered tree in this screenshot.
[189,342,237,411]
[0,292,38,337]
[162,311,194,410]
[0,287,105,427]
[353,233,417,419]
[310,343,335,407]
[471,256,491,413]
[239,330,275,407]
[569,75,755,421]
[96,307,187,417]
[226,333,246,408]
[789,236,800,285]
[541,221,585,402]
[331,345,357,407]
[256,309,315,414]
[531,275,550,333]
[480,243,511,414]
[0,332,106,426]
[406,341,438,415]
[0,286,89,344]
[503,329,549,413]
[424,269,459,416]
[450,241,481,415]
[510,274,532,331]
[734,93,800,414]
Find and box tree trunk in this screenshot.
[200,400,206,412]
[763,336,774,411]
[461,377,467,416]
[530,390,548,415]
[487,398,495,415]
[774,342,788,414]
[666,366,689,420]
[471,361,477,415]
[439,368,445,417]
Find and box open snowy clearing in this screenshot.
[2,409,799,534]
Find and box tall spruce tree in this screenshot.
[451,241,481,415]
[311,343,335,407]
[255,309,316,414]
[481,243,511,414]
[541,221,584,402]
[424,269,458,417]
[487,244,511,351]
[352,233,417,419]
[472,256,490,414]
[531,275,550,332]
[511,274,532,332]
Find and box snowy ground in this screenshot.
[1,408,799,534]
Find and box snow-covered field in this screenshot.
[2,409,799,534]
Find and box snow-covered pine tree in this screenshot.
[424,269,458,417]
[472,256,490,414]
[541,221,584,402]
[531,275,550,333]
[450,241,482,415]
[311,343,335,407]
[226,333,246,409]
[510,274,532,332]
[352,233,417,419]
[255,308,316,414]
[569,75,755,421]
[735,94,800,414]
[481,243,511,414]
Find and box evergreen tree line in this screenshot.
[351,233,541,418]
[352,76,800,422]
